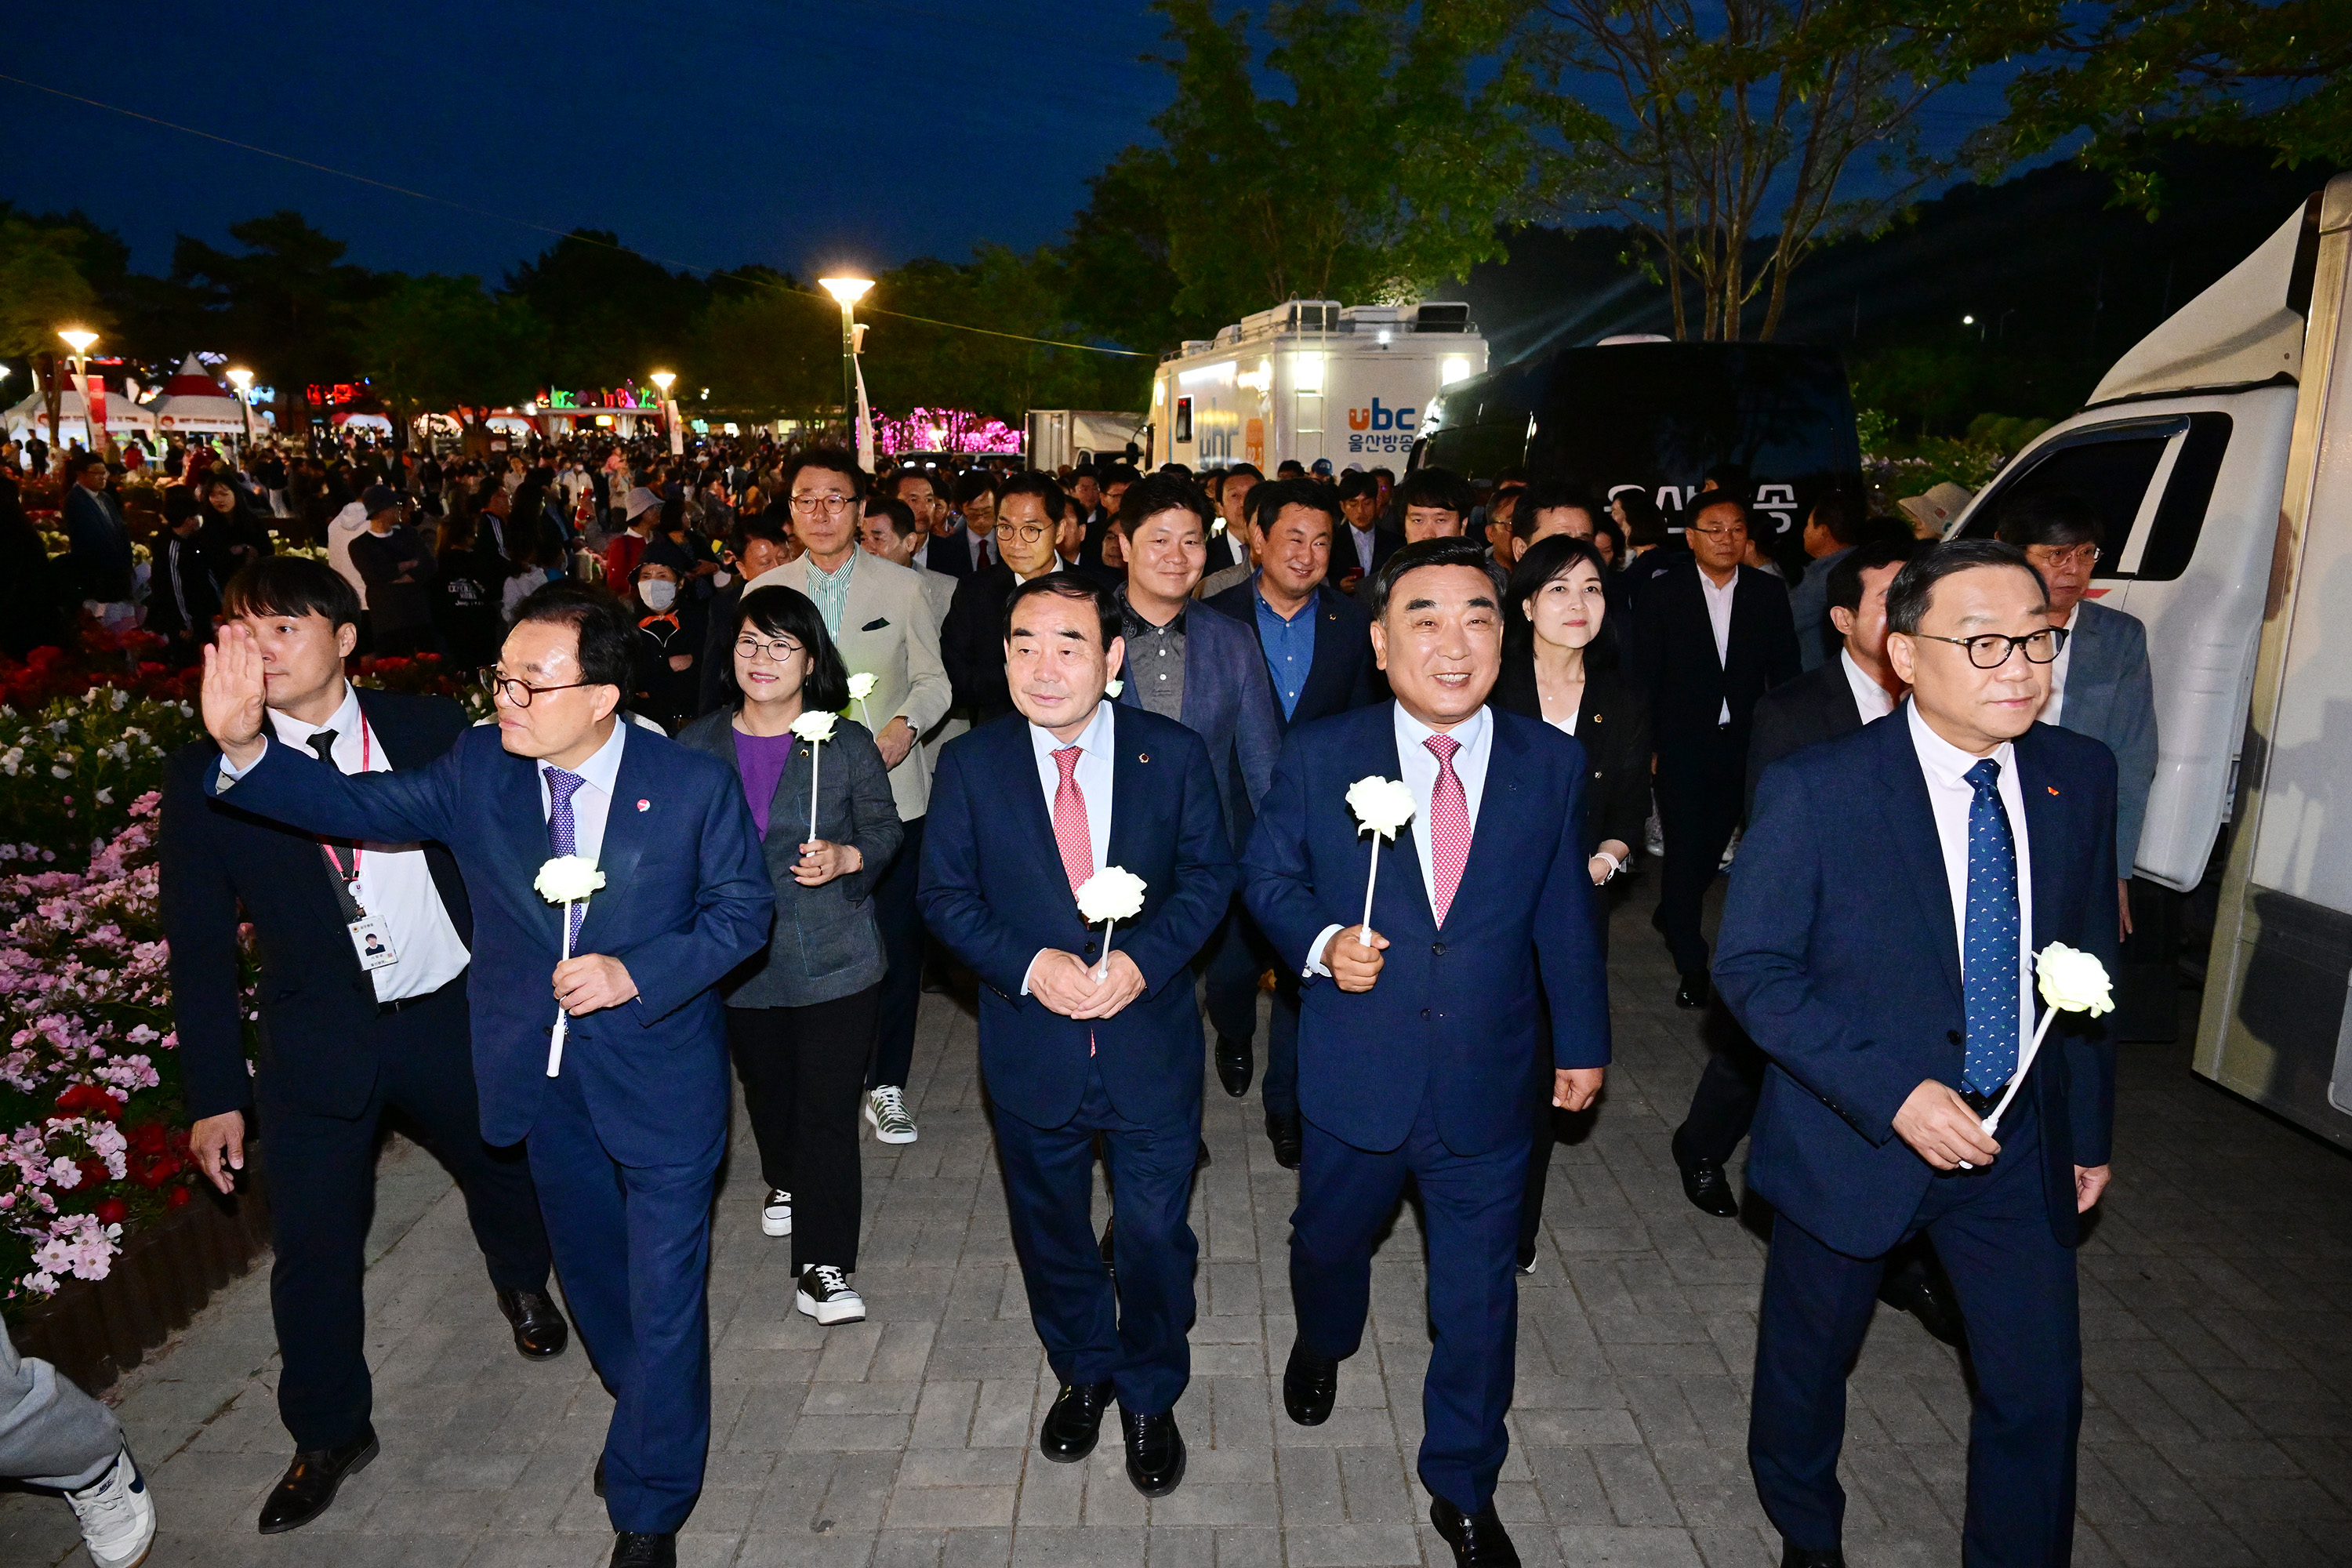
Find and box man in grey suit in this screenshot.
[746,449,952,1148]
[1995,492,2158,933]
[1110,474,1283,1090]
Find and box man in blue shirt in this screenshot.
[1204,479,1378,1162]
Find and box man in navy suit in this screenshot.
[1204,477,1379,1161]
[1715,539,2119,1568]
[1245,537,1610,1568]
[1109,473,1282,1129]
[920,572,1236,1498]
[200,582,774,1568]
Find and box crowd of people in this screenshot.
[3,424,2157,1568]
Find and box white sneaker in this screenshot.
[865,1085,917,1145]
[796,1265,866,1326]
[760,1189,793,1237]
[67,1445,154,1568]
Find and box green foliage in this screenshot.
[684,284,837,423]
[500,230,708,392]
[0,216,107,361]
[863,247,1152,422]
[358,275,546,428]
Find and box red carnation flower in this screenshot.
[75,1157,111,1190]
[94,1197,129,1226]
[55,1083,122,1121]
[165,1185,192,1209]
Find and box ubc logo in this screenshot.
[1347,397,1417,432]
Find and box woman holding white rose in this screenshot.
[677,586,902,1327]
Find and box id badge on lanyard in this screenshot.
[321,724,399,972]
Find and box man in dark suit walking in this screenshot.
[1203,477,1378,1162]
[1633,495,1800,1007]
[199,581,774,1568]
[1109,474,1282,1127]
[1246,538,1610,1568]
[920,572,1236,1498]
[165,559,563,1537]
[1715,539,2119,1568]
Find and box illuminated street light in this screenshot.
[818,277,875,441]
[57,328,97,357]
[226,367,256,447]
[57,329,100,451]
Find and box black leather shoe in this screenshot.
[1282,1341,1339,1425]
[593,1454,605,1498]
[1878,1255,1968,1349]
[256,1428,379,1534]
[1779,1544,1845,1568]
[497,1287,570,1359]
[1266,1113,1302,1170]
[610,1532,677,1567]
[1675,970,1710,1009]
[1040,1379,1115,1462]
[1120,1406,1185,1496]
[1674,1150,1741,1219]
[1215,1035,1254,1097]
[1429,1496,1519,1567]
[1196,1138,1211,1167]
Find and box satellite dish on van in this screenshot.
[1597,334,1674,346]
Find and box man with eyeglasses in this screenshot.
[940,470,1072,728]
[746,448,951,1149]
[1994,491,2157,942]
[1632,495,1800,1009]
[197,579,775,1568]
[1715,539,2118,1568]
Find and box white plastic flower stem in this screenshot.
[855,697,873,731]
[808,738,823,844]
[1097,919,1114,982]
[1980,1005,2059,1137]
[546,906,575,1077]
[1359,835,1381,945]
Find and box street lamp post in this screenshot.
[57,328,100,454]
[225,367,256,450]
[818,276,873,445]
[649,370,679,456]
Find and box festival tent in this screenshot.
[145,356,251,437]
[3,384,160,445]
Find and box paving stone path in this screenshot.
[5,895,2350,1566]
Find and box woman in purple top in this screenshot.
[676,586,901,1327]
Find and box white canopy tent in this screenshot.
[146,355,251,436]
[3,386,160,446]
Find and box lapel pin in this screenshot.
[636,798,651,811]
[2045,786,2060,797]
[1138,752,1150,764]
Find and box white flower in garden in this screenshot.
[95,789,112,805]
[1075,866,1148,924]
[1345,776,1416,840]
[790,710,838,743]
[2034,943,2114,1017]
[534,855,606,904]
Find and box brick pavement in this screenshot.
[5,895,2350,1566]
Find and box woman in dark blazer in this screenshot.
[677,584,902,1327]
[1494,534,1653,1271]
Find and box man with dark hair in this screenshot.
[1333,468,1398,593]
[1994,490,2158,931]
[347,487,441,658]
[939,470,1001,575]
[1634,494,1801,1008]
[63,452,135,613]
[942,471,1069,728]
[1203,477,1377,1156]
[1392,466,1475,543]
[1067,463,1108,567]
[1788,486,1870,672]
[1502,480,1599,568]
[920,569,1236,1501]
[1275,459,1307,480]
[893,469,954,575]
[197,576,775,1567]
[1716,537,2118,1568]
[862,495,956,627]
[1246,536,1609,1568]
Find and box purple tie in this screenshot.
[546,766,587,946]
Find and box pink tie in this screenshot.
[1424,733,1470,927]
[1051,746,1092,897]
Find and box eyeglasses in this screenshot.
[734,634,804,662]
[1686,523,1746,539]
[479,670,593,706]
[2027,543,2100,570]
[1911,626,2071,668]
[789,493,857,514]
[1003,524,1051,544]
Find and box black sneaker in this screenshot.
[795,1265,866,1326]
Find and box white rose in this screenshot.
[790,710,838,743]
[1075,866,1149,924]
[1346,775,1416,840]
[534,855,607,905]
[1104,678,1124,699]
[846,673,878,702]
[2034,942,2113,1016]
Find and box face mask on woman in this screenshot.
[640,579,679,613]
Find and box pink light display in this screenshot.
[873,407,1022,456]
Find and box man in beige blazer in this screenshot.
[748,449,951,1145]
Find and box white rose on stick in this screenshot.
[1345,776,1416,946]
[791,710,838,842]
[846,672,877,729]
[1075,866,1149,980]
[1979,942,2114,1138]
[535,855,607,1077]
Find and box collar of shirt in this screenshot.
[1252,573,1315,625]
[2045,601,2082,724]
[1393,702,1494,912]
[1117,586,1186,640]
[1839,648,1897,724]
[1012,555,1065,585]
[266,681,365,764]
[539,718,630,863]
[1027,698,1116,877]
[1904,699,2034,1050]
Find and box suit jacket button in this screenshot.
[1946,1029,1962,1046]
[1432,942,1446,956]
[1084,942,1098,958]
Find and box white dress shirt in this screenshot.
[251,684,470,1003]
[1349,523,1377,573]
[1308,703,1494,974]
[1699,566,1737,724]
[1840,648,1897,724]
[536,718,629,866]
[2042,603,2082,726]
[1906,701,2035,1065]
[1020,699,1116,993]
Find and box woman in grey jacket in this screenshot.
[678,585,902,1326]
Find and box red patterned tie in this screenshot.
[1051,746,1092,897]
[1424,733,1470,927]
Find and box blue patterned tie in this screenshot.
[546,766,587,947]
[1962,758,2020,1095]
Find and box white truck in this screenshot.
[1025,409,1147,472]
[1942,172,2352,1147]
[1149,300,1489,472]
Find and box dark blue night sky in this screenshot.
[5,0,1173,282]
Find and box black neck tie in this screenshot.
[306,730,339,770]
